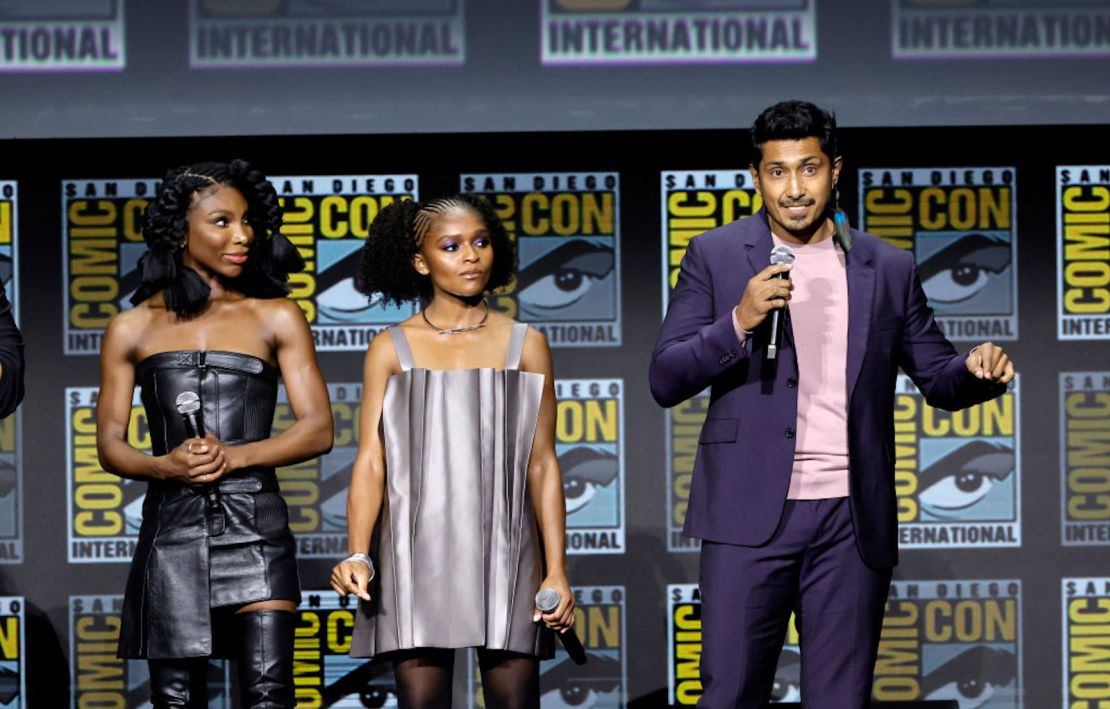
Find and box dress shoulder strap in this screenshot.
[504,323,529,370]
[388,326,415,371]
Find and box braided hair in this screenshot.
[130,159,304,318]
[355,193,516,305]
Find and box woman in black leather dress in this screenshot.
[96,160,333,708]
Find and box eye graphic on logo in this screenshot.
[918,441,1013,518]
[770,648,801,703]
[539,652,621,708]
[323,656,397,708]
[318,280,378,322]
[358,684,398,709]
[0,457,16,498]
[0,252,12,290]
[558,447,619,514]
[517,240,614,316]
[0,664,18,705]
[918,234,1011,305]
[123,480,147,535]
[922,645,1016,709]
[320,463,355,530]
[316,250,378,324]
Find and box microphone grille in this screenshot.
[534,587,560,613]
[175,391,201,415]
[770,244,796,266]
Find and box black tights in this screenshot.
[392,648,539,709]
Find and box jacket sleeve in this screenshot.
[896,251,1005,411]
[0,289,24,418]
[649,236,749,408]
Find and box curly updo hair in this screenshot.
[130,159,304,318]
[355,193,516,305]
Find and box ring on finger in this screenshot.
[187,442,195,454]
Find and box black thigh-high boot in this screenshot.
[234,610,296,708]
[149,659,208,708]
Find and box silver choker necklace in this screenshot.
[421,301,490,335]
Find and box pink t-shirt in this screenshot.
[779,234,850,498]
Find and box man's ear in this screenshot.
[749,163,761,196]
[831,155,844,186]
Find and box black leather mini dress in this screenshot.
[117,350,301,660]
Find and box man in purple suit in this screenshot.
[649,101,1015,707]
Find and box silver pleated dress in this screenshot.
[351,323,554,659]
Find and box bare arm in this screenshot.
[96,314,225,482]
[522,328,575,631]
[225,300,333,471]
[331,331,395,601]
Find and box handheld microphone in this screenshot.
[175,391,204,438]
[767,244,796,361]
[534,588,587,665]
[175,391,223,533]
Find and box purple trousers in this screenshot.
[697,498,892,709]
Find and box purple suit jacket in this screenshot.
[649,210,1005,568]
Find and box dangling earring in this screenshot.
[833,186,852,253]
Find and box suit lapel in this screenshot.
[743,215,773,279]
[742,215,777,345]
[846,235,875,399]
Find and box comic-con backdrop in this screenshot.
[0,123,1106,708]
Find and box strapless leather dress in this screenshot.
[118,350,301,660]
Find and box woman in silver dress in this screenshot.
[330,194,575,708]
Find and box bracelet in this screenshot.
[344,552,375,581]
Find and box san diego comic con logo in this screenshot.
[0,597,23,709]
[470,586,626,708]
[66,387,145,564]
[893,0,1110,60]
[62,178,154,355]
[541,0,816,65]
[660,170,761,552]
[1057,166,1110,340]
[555,379,624,555]
[668,585,804,705]
[893,374,1020,549]
[1062,578,1110,709]
[860,167,1018,342]
[292,591,398,708]
[0,180,20,565]
[189,0,465,68]
[62,175,418,355]
[875,580,1021,708]
[0,0,125,73]
[274,383,361,559]
[69,595,231,708]
[461,172,621,348]
[1060,372,1110,546]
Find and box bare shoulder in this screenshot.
[365,327,402,377]
[256,296,308,323]
[251,297,310,340]
[103,303,154,357]
[519,322,552,373]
